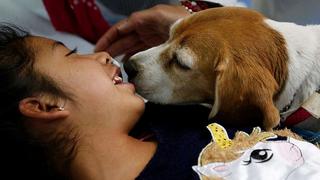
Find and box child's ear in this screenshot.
[19,97,70,122]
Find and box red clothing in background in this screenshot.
[43,0,110,43]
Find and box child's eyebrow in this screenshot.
[52,41,75,56]
[52,41,66,51]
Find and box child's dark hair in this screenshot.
[0,24,75,180]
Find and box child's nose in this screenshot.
[95,52,112,64]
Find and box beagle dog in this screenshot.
[124,7,320,130]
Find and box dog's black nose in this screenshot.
[124,60,138,80]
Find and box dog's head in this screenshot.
[125,7,288,125]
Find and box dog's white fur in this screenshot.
[266,20,320,118]
[130,43,176,103]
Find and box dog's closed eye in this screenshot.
[173,49,195,70]
[172,53,191,70]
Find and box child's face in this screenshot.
[28,36,145,127]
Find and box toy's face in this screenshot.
[193,137,320,180]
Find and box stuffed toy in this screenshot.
[193,123,320,180]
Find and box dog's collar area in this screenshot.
[180,0,223,14]
[281,87,320,127]
[280,94,296,114]
[280,86,320,115]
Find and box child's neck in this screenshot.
[69,132,157,180]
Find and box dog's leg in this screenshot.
[241,66,280,131]
[256,97,280,131]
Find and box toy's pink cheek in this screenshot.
[212,165,228,172]
[274,142,304,166]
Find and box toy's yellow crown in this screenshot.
[207,123,233,149]
[207,123,276,149]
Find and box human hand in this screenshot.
[95,4,190,57]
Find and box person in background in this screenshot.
[42,0,243,54]
[42,0,182,44]
[95,0,320,57]
[95,4,191,57]
[94,0,244,56]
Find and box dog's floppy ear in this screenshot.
[211,54,281,130]
[208,57,229,119]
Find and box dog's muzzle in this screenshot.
[124,60,138,81]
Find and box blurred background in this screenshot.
[1,0,319,54]
[249,0,320,25]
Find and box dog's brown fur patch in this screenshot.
[166,7,289,129]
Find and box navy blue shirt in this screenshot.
[131,103,214,180]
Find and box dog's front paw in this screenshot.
[263,106,280,131]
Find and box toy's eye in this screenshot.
[243,149,273,165]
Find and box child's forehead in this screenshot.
[24,36,60,66]
[25,36,60,59]
[25,36,54,47]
